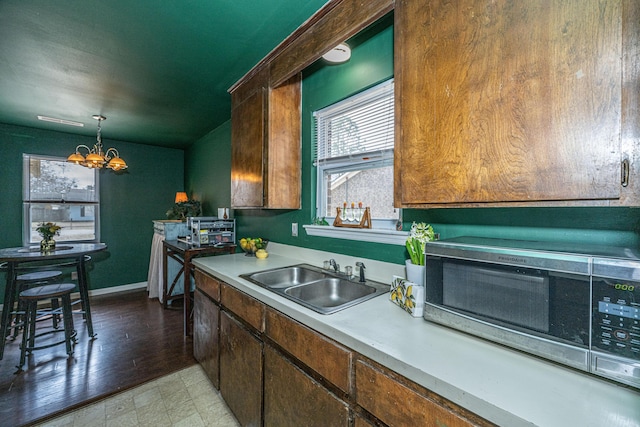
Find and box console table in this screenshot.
[162,239,236,335]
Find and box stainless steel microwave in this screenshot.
[424,237,640,389]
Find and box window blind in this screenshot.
[314,79,394,166]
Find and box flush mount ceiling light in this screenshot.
[67,115,127,171]
[322,43,351,63]
[37,115,84,127]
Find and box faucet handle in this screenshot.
[355,262,366,282]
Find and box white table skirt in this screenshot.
[147,232,164,301]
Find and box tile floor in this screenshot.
[34,365,240,427]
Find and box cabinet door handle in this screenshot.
[621,159,630,187]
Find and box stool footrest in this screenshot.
[24,328,77,353]
[16,283,77,370]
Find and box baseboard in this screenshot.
[0,281,149,311]
[88,281,148,297]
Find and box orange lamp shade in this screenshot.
[67,152,85,164]
[107,156,128,171]
[175,192,188,203]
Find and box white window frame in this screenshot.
[22,154,100,245]
[313,79,399,231]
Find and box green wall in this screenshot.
[0,123,185,303]
[184,121,232,216]
[186,19,640,265]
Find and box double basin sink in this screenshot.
[240,263,389,314]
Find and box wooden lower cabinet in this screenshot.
[219,310,263,427]
[193,287,220,388]
[264,344,349,427]
[194,269,493,426]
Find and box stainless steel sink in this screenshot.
[240,263,389,314]
[247,265,327,289]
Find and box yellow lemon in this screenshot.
[255,249,268,259]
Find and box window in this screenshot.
[23,154,99,244]
[314,79,398,228]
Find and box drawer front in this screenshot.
[220,283,265,332]
[355,359,490,427]
[194,269,221,302]
[265,308,352,393]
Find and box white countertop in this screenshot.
[193,242,640,427]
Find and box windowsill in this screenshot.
[302,225,408,245]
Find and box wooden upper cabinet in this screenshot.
[266,73,302,209]
[395,0,639,207]
[229,0,394,210]
[231,87,266,208]
[230,71,301,209]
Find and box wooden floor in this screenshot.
[0,289,196,427]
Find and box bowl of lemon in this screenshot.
[239,237,269,257]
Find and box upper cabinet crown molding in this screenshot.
[228,0,394,94]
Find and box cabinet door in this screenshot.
[264,344,349,427]
[193,288,220,388]
[219,310,263,427]
[231,88,266,208]
[264,74,302,209]
[395,0,624,206]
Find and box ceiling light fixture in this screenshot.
[37,115,84,127]
[67,115,127,171]
[322,43,351,63]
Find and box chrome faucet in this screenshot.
[355,262,366,282]
[328,259,340,273]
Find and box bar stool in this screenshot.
[12,270,64,337]
[17,283,77,370]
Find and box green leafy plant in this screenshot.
[36,222,62,240]
[312,217,330,226]
[405,222,435,266]
[166,200,202,220]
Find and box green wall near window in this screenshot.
[186,19,640,266]
[0,123,185,304]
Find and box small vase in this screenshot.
[405,259,425,286]
[40,237,56,252]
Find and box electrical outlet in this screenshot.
[291,222,298,237]
[71,271,78,280]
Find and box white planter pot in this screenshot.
[405,259,425,286]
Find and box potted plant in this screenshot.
[405,222,435,285]
[166,199,202,221]
[36,222,62,252]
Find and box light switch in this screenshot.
[291,222,298,237]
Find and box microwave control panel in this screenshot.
[592,278,640,361]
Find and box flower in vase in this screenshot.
[405,222,435,266]
[36,222,62,240]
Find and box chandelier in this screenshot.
[67,115,127,171]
